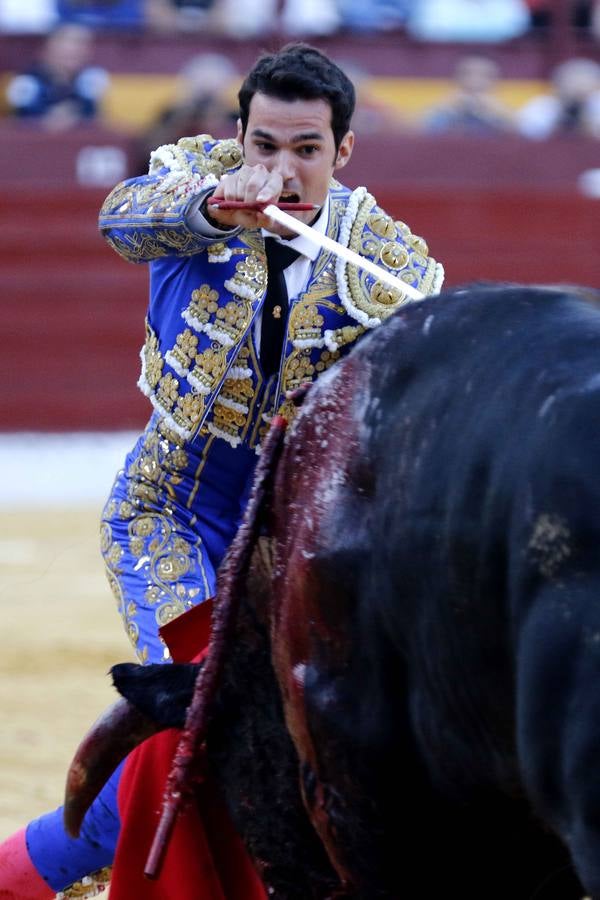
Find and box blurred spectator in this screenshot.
[516,57,600,138]
[280,0,340,35]
[572,0,595,29]
[421,56,515,135]
[337,0,408,32]
[209,0,339,37]
[145,0,218,32]
[132,51,239,173]
[56,0,146,29]
[5,24,109,130]
[405,0,531,42]
[0,0,57,32]
[56,0,220,32]
[523,0,551,31]
[527,0,600,33]
[335,59,408,133]
[593,0,600,37]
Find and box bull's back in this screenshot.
[269,284,600,897]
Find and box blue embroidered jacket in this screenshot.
[99,135,444,449]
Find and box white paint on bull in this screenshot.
[538,372,600,422]
[581,372,600,394]
[538,394,556,418]
[584,628,600,648]
[528,513,572,580]
[364,396,382,441]
[292,663,306,688]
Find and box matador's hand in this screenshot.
[206,163,287,234]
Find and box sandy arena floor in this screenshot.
[0,506,134,850]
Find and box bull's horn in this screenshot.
[63,697,162,837]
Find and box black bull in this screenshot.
[68,284,600,898]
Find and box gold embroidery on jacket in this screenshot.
[283,349,315,390]
[101,423,210,661]
[209,139,243,170]
[185,284,220,329]
[187,345,228,393]
[156,372,179,414]
[166,328,199,374]
[154,136,242,180]
[104,229,208,263]
[289,302,325,344]
[55,865,112,899]
[368,211,397,239]
[370,282,404,307]
[224,250,267,302]
[326,324,366,349]
[214,298,254,344]
[174,391,207,434]
[380,241,409,269]
[142,326,163,388]
[314,347,341,374]
[220,374,254,412]
[210,403,248,441]
[346,192,418,315]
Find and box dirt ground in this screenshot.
[0,507,134,859]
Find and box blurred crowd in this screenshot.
[423,54,600,139]
[1,1,600,154]
[0,0,599,40]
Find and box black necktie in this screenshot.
[260,237,301,379]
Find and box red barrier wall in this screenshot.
[1,187,149,431]
[1,130,599,431]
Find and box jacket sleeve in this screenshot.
[98,135,243,264]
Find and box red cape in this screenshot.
[109,603,268,900]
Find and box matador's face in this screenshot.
[238,92,354,227]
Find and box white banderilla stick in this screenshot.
[263,204,424,302]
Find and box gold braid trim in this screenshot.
[341,190,443,325]
[55,866,111,898]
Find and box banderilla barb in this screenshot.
[144,413,290,879]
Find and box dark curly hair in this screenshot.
[238,43,356,151]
